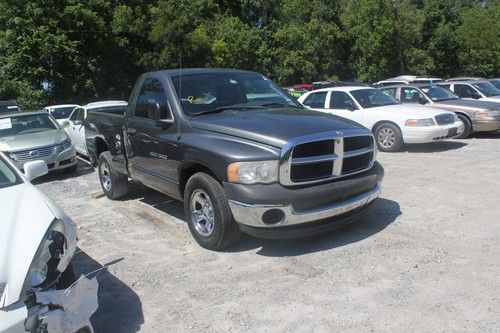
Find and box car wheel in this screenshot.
[374,123,404,152]
[98,151,128,199]
[184,172,241,250]
[455,114,471,139]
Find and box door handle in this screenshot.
[127,128,137,135]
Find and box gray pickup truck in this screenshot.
[381,84,500,138]
[85,68,384,250]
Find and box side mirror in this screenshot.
[148,102,174,126]
[73,120,82,126]
[347,104,358,111]
[472,93,481,100]
[24,160,48,181]
[419,97,428,105]
[61,120,70,127]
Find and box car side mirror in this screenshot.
[149,102,174,127]
[347,104,358,111]
[73,120,82,126]
[419,97,428,105]
[472,93,481,99]
[24,160,48,181]
[61,120,70,127]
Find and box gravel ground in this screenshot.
[35,133,500,332]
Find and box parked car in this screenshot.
[85,68,384,250]
[438,81,500,103]
[445,77,484,82]
[63,101,127,158]
[0,100,21,114]
[0,151,98,333]
[0,111,77,172]
[374,75,442,87]
[298,87,463,152]
[380,84,500,138]
[291,83,313,91]
[43,104,79,125]
[487,78,500,90]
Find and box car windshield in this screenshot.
[472,82,500,97]
[421,86,459,101]
[0,113,58,137]
[0,155,22,189]
[489,80,500,90]
[51,106,76,119]
[171,72,299,115]
[350,89,400,108]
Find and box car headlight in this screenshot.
[405,118,435,126]
[55,138,72,153]
[227,160,279,184]
[21,219,68,294]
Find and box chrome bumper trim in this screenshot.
[229,185,381,228]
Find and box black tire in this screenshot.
[184,172,241,250]
[98,151,128,199]
[455,114,472,139]
[374,123,404,152]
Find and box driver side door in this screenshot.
[67,108,86,154]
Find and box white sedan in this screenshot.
[0,152,98,332]
[298,87,464,152]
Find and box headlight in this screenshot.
[21,219,67,294]
[55,138,72,154]
[405,118,435,126]
[227,160,279,184]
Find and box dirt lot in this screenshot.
[35,133,500,332]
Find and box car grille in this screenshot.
[280,134,375,185]
[10,145,56,161]
[435,113,454,125]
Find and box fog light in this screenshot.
[262,209,285,225]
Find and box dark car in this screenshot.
[85,68,384,250]
[0,100,21,114]
[381,84,500,138]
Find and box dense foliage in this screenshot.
[0,0,498,108]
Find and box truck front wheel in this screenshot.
[98,151,128,200]
[184,172,241,250]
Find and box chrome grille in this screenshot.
[435,113,454,125]
[279,131,375,186]
[10,145,56,161]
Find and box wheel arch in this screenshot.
[179,162,220,198]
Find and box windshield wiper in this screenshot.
[191,105,261,116]
[253,102,302,108]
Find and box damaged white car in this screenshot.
[0,152,98,333]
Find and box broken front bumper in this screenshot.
[0,275,98,333]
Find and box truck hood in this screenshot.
[368,104,453,117]
[0,129,67,152]
[189,108,367,147]
[434,99,500,111]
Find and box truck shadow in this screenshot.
[398,140,467,153]
[228,198,401,257]
[72,250,144,333]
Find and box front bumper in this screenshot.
[9,146,77,171]
[403,121,464,143]
[224,162,384,238]
[472,116,500,132]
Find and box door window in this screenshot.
[454,84,476,98]
[135,78,170,120]
[381,88,397,98]
[69,108,84,122]
[302,92,327,108]
[329,91,357,109]
[401,88,425,103]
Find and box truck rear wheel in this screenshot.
[184,172,241,250]
[98,151,128,200]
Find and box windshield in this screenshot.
[421,86,458,101]
[171,72,299,115]
[51,106,76,119]
[350,89,400,108]
[472,82,500,97]
[489,80,500,90]
[0,113,58,137]
[0,155,22,188]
